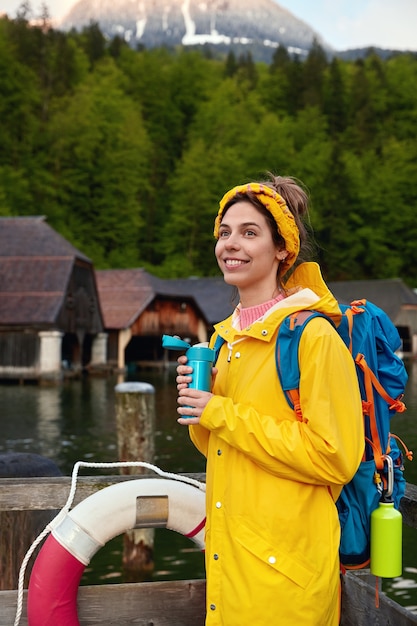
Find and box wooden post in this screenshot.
[115,382,156,580]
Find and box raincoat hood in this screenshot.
[214,261,342,345]
[283,261,342,325]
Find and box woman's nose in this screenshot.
[224,234,240,249]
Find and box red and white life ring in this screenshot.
[27,478,206,626]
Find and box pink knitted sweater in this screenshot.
[239,294,285,329]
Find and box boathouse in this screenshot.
[328,278,417,355]
[95,269,215,371]
[0,217,105,381]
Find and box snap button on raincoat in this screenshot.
[189,263,364,625]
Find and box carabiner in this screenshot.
[383,454,394,499]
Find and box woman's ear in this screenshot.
[277,249,288,261]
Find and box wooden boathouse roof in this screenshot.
[95,269,155,329]
[95,268,215,330]
[0,216,102,330]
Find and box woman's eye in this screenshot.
[245,229,256,236]
[219,230,230,238]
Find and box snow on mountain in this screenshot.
[59,0,332,61]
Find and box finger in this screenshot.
[178,387,201,399]
[176,378,192,392]
[177,397,198,410]
[176,371,192,382]
[177,398,202,414]
[177,416,200,425]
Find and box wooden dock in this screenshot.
[1,474,417,626]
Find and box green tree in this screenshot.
[385,53,417,141]
[158,138,248,277]
[313,144,364,280]
[224,50,238,77]
[116,47,222,265]
[0,18,41,214]
[346,59,378,150]
[302,39,328,108]
[323,58,348,137]
[285,54,305,114]
[235,51,258,89]
[262,45,291,113]
[365,137,417,281]
[78,21,107,69]
[44,59,151,267]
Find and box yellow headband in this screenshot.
[214,183,300,274]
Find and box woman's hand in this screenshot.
[177,388,213,424]
[176,354,216,425]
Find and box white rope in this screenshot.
[13,461,205,626]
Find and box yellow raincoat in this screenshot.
[189,263,364,625]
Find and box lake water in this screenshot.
[0,362,416,612]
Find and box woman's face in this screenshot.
[215,201,284,305]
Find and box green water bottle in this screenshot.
[370,456,402,578]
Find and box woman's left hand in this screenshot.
[177,388,213,425]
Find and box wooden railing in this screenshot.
[0,475,416,626]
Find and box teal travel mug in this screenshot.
[162,335,215,416]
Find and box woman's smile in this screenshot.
[223,258,248,268]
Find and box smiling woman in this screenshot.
[173,172,364,625]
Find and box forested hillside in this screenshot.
[1,14,417,283]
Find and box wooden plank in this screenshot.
[401,483,417,528]
[0,476,415,519]
[0,473,206,511]
[2,573,417,626]
[340,571,417,626]
[78,580,206,626]
[0,579,206,626]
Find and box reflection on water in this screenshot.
[0,362,416,612]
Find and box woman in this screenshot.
[176,174,364,625]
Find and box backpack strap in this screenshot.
[343,300,407,469]
[354,352,406,469]
[276,310,334,422]
[212,333,226,365]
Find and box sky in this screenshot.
[2,0,417,52]
[278,0,417,51]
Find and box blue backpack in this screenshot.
[214,299,411,569]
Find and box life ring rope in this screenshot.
[14,461,206,626]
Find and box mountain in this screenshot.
[59,0,333,62]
